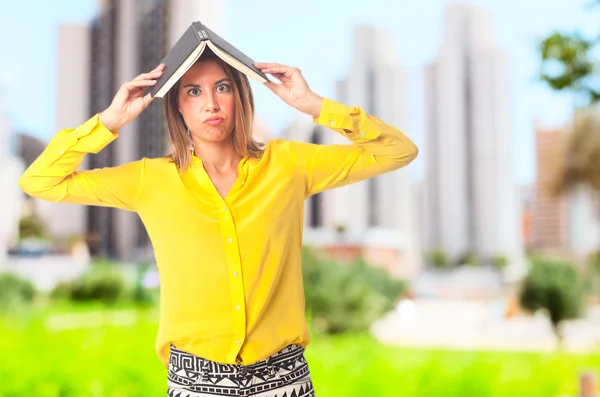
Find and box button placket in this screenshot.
[220,200,246,358]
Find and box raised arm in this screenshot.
[19,63,165,211]
[253,62,418,197]
[19,115,145,211]
[288,98,418,196]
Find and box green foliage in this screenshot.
[538,7,600,198]
[18,214,47,240]
[539,31,597,102]
[52,260,126,305]
[49,281,72,301]
[302,246,406,334]
[0,272,36,313]
[456,251,480,267]
[492,254,509,270]
[428,248,451,269]
[519,259,584,345]
[0,311,599,397]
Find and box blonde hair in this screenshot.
[163,51,264,171]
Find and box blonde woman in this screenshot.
[19,51,418,396]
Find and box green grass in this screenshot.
[0,306,598,397]
[307,334,600,397]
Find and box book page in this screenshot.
[206,42,267,84]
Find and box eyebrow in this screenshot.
[183,78,230,88]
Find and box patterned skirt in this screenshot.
[167,343,315,397]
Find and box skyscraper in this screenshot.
[0,94,24,264]
[34,24,93,246]
[423,4,524,274]
[283,25,421,277]
[531,123,569,251]
[86,0,223,259]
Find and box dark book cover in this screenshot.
[199,23,268,82]
[147,24,204,98]
[147,21,268,98]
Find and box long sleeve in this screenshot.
[18,114,146,212]
[288,98,419,197]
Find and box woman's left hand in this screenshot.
[254,62,323,118]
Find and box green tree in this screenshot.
[539,2,600,256]
[539,0,600,105]
[301,246,406,334]
[519,259,584,348]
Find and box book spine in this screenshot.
[192,21,210,41]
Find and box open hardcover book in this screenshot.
[148,21,269,98]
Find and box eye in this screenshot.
[187,88,201,96]
[216,84,231,93]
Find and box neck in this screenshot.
[193,138,241,173]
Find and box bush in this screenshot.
[519,259,584,347]
[428,248,450,269]
[457,251,480,267]
[492,254,508,270]
[49,281,72,301]
[18,214,47,240]
[302,246,406,334]
[59,260,125,305]
[0,272,36,312]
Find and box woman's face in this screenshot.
[178,59,235,145]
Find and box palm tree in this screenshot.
[551,106,600,196]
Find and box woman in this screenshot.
[19,51,418,396]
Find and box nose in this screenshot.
[204,91,220,112]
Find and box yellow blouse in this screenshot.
[19,98,418,366]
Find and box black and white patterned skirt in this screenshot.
[167,343,315,396]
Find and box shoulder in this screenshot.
[139,156,178,174]
[142,156,174,165]
[264,138,314,154]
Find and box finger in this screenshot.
[263,81,278,93]
[261,67,299,77]
[134,69,164,81]
[130,79,158,88]
[134,64,165,80]
[268,72,287,82]
[254,62,287,69]
[124,79,158,92]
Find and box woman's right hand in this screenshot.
[99,63,165,132]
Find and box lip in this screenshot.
[204,117,223,125]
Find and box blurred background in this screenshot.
[1,0,600,396]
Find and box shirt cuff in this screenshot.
[312,98,381,141]
[65,113,119,154]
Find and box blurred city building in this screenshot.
[52,0,224,260]
[0,94,24,264]
[532,122,600,257]
[531,123,569,253]
[423,4,525,278]
[283,25,422,278]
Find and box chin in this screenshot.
[202,131,233,143]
